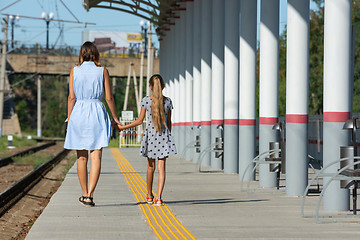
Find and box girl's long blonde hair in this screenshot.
[78,41,101,66]
[150,74,167,132]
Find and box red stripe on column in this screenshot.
[323,112,350,123]
[259,117,278,125]
[201,121,211,126]
[286,114,308,124]
[211,120,224,125]
[193,121,201,126]
[224,119,239,125]
[239,119,256,126]
[184,122,192,126]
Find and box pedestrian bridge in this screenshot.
[7,54,159,77]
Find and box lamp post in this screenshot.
[9,14,20,49]
[140,20,148,57]
[41,12,54,50]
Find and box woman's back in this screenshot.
[64,61,111,150]
[73,61,104,100]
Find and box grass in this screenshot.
[0,135,37,153]
[60,155,77,181]
[108,137,119,148]
[12,152,52,169]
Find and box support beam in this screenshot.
[192,0,202,163]
[239,0,257,181]
[211,0,224,170]
[200,0,212,167]
[223,0,240,174]
[259,0,279,187]
[323,0,352,211]
[286,0,310,196]
[185,1,194,161]
[178,10,186,157]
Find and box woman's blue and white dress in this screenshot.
[64,61,111,150]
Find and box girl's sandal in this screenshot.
[146,196,154,204]
[154,198,163,206]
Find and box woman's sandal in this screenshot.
[146,196,154,204]
[154,198,163,206]
[79,196,95,207]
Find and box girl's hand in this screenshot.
[117,124,126,132]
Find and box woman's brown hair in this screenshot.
[149,74,166,132]
[78,41,101,66]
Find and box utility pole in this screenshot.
[0,15,9,137]
[112,76,116,105]
[132,67,140,115]
[123,63,132,111]
[146,22,152,97]
[37,75,41,137]
[139,41,144,105]
[37,44,41,137]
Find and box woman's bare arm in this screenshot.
[103,67,120,124]
[67,68,76,125]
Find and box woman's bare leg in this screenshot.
[157,158,166,199]
[77,150,89,197]
[147,158,155,197]
[88,149,102,199]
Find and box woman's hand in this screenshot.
[111,120,122,131]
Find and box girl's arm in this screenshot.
[103,67,120,125]
[167,110,172,132]
[118,107,146,131]
[67,68,76,126]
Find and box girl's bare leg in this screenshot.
[157,158,166,199]
[147,158,155,197]
[77,150,89,197]
[88,149,102,199]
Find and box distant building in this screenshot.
[82,30,143,57]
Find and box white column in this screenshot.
[200,0,212,166]
[185,1,194,161]
[286,0,310,196]
[323,0,352,211]
[174,19,180,148]
[224,0,240,174]
[211,0,225,170]
[178,11,186,157]
[239,0,257,181]
[169,27,175,126]
[259,0,279,187]
[192,0,202,163]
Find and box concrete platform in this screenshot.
[26,148,360,239]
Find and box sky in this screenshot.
[0,0,319,51]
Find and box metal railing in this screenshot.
[119,120,147,148]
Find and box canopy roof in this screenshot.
[82,0,189,37]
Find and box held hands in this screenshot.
[117,124,126,132]
[111,119,126,132]
[111,119,122,131]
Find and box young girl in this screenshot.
[64,41,120,207]
[117,74,176,206]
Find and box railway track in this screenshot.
[0,148,69,216]
[0,141,56,168]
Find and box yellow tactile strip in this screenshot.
[110,148,196,240]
